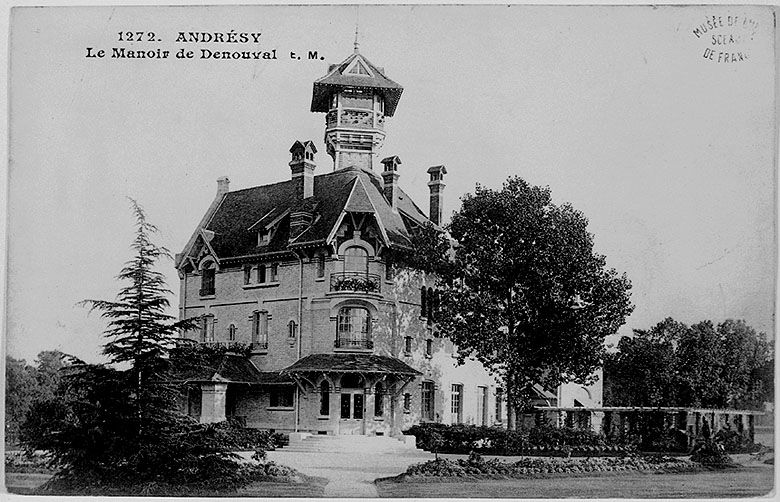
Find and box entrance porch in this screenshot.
[282,353,422,437]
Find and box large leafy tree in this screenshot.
[5,350,66,444]
[605,317,772,409]
[436,177,633,427]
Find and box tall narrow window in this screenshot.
[251,311,268,349]
[374,382,384,417]
[316,254,326,278]
[288,320,297,339]
[421,381,435,422]
[403,393,411,413]
[478,386,488,426]
[200,262,216,296]
[427,287,434,320]
[385,255,393,280]
[451,384,463,424]
[201,315,214,342]
[243,265,252,285]
[495,388,504,423]
[425,339,433,358]
[320,381,330,416]
[228,323,237,342]
[270,263,279,282]
[404,336,412,355]
[420,287,427,317]
[257,264,266,283]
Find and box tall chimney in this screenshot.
[427,165,447,226]
[289,140,317,199]
[380,156,401,210]
[216,176,230,196]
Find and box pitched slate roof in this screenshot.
[281,353,422,376]
[168,352,293,385]
[200,166,429,261]
[311,52,404,116]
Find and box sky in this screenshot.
[6,5,776,363]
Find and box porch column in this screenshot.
[332,385,341,434]
[364,387,375,435]
[200,382,228,424]
[591,410,604,433]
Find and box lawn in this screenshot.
[375,467,774,498]
[5,472,328,497]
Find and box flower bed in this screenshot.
[394,453,700,481]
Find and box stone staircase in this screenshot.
[278,433,427,454]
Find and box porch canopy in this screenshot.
[167,351,294,386]
[281,353,421,394]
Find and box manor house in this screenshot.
[173,45,600,437]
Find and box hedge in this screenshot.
[404,423,635,456]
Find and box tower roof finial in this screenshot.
[353,6,360,53]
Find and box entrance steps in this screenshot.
[278,434,426,454]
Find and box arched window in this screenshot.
[336,306,372,349]
[420,287,427,317]
[228,323,236,341]
[374,382,384,417]
[320,380,330,416]
[343,246,369,275]
[288,320,297,339]
[200,262,216,296]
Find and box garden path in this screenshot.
[256,446,433,497]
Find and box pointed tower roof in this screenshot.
[310,51,404,116]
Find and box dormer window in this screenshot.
[258,229,270,246]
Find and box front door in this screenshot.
[339,390,365,435]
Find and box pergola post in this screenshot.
[200,382,228,424]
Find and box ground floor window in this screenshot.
[421,381,435,421]
[495,388,504,423]
[403,393,411,413]
[269,387,294,408]
[451,384,463,424]
[477,386,488,425]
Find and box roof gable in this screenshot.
[311,52,404,116]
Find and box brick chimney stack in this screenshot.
[380,156,401,210]
[289,140,317,199]
[216,176,230,197]
[427,165,447,226]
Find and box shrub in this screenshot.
[713,429,761,454]
[690,440,737,468]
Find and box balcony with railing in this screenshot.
[334,337,373,350]
[325,108,384,131]
[330,272,381,294]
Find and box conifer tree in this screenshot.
[79,199,194,432]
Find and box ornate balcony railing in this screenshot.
[200,341,246,350]
[334,338,373,350]
[325,108,383,131]
[330,272,381,294]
